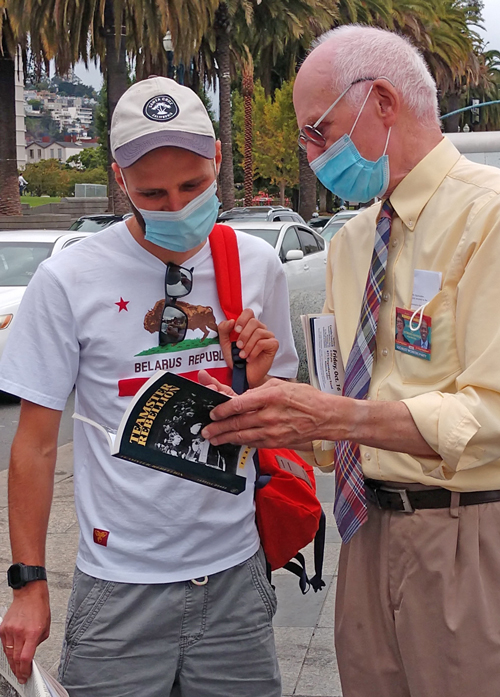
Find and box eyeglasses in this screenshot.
[298,77,377,152]
[159,263,193,346]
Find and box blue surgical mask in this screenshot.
[122,176,220,252]
[310,86,391,203]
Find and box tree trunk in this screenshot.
[279,180,286,206]
[298,148,316,221]
[326,189,334,213]
[318,183,327,213]
[243,92,253,205]
[442,91,460,134]
[242,61,254,207]
[104,0,130,214]
[0,49,22,216]
[215,4,235,211]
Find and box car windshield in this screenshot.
[238,228,280,248]
[321,221,348,242]
[70,217,118,231]
[0,242,53,286]
[308,218,330,229]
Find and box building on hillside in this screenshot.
[15,50,26,171]
[25,138,99,164]
[24,89,97,138]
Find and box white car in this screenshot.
[231,221,327,291]
[0,230,93,359]
[320,209,366,244]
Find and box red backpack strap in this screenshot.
[209,224,243,342]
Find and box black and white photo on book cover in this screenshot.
[74,371,252,495]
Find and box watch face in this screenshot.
[7,564,24,588]
[7,563,46,589]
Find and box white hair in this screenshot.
[312,25,440,127]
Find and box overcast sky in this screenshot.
[477,0,500,53]
[73,0,500,91]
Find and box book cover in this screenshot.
[75,372,250,495]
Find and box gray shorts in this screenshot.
[58,549,281,697]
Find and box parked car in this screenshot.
[0,231,93,361]
[307,215,332,231]
[218,206,306,224]
[69,213,132,232]
[231,221,327,291]
[320,209,365,244]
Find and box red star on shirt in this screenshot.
[115,297,129,312]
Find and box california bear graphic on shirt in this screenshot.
[144,300,218,341]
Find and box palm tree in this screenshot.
[214,3,235,210]
[240,47,254,206]
[0,2,25,215]
[460,49,500,131]
[198,0,338,211]
[11,0,218,212]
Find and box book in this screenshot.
[74,371,251,495]
[300,313,344,395]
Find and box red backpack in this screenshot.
[209,224,326,593]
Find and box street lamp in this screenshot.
[163,32,175,80]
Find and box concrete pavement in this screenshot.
[0,442,343,696]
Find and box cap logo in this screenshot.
[143,94,179,122]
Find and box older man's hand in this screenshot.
[201,379,347,449]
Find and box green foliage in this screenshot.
[21,196,61,207]
[51,77,97,99]
[197,88,219,138]
[233,79,298,193]
[27,99,42,110]
[23,159,107,197]
[25,113,66,140]
[66,146,107,170]
[94,86,108,157]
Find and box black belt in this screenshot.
[364,479,500,514]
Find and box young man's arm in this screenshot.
[0,400,62,684]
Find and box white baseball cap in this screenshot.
[111,76,216,167]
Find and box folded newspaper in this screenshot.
[301,313,345,452]
[0,622,68,697]
[301,313,344,395]
[74,371,251,495]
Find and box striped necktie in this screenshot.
[333,200,393,543]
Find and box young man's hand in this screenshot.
[217,309,279,388]
[0,582,51,683]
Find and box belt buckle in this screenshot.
[379,486,415,514]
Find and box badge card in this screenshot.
[395,307,431,361]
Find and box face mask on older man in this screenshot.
[310,85,391,203]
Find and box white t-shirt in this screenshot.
[0,223,298,583]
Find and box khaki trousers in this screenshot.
[335,499,500,697]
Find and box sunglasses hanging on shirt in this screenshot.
[159,263,193,346]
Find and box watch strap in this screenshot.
[24,565,47,583]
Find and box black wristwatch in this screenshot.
[7,563,47,590]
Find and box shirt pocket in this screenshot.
[397,288,461,387]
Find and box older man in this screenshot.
[203,25,500,697]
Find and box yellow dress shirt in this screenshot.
[317,136,500,491]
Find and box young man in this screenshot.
[0,77,298,697]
